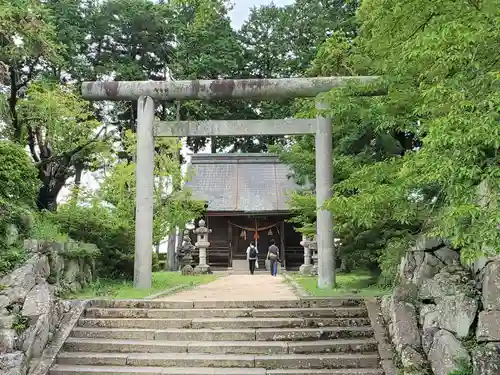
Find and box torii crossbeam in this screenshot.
[81,77,381,290]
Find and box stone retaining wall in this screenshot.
[381,236,500,375]
[0,240,97,375]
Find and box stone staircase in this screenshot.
[49,298,384,375]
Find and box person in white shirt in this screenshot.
[246,241,258,275]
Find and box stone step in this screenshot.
[85,308,254,319]
[89,298,364,310]
[255,327,373,341]
[50,365,384,375]
[50,365,267,375]
[89,300,301,309]
[63,338,378,354]
[251,308,367,319]
[56,352,380,369]
[77,317,371,330]
[84,307,368,319]
[267,370,384,375]
[71,326,373,341]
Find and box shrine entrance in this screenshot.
[81,76,379,289]
[230,217,284,261]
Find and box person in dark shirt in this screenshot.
[266,239,280,276]
[246,241,258,275]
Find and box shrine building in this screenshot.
[184,153,304,271]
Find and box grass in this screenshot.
[65,271,218,300]
[290,271,390,297]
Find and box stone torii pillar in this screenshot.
[194,219,213,274]
[81,77,382,289]
[133,96,155,289]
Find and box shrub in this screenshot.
[0,141,39,206]
[0,199,34,276]
[53,203,136,279]
[378,236,412,287]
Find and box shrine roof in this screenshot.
[184,153,301,213]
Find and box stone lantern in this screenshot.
[299,235,314,275]
[180,230,195,275]
[194,219,213,274]
[309,239,318,276]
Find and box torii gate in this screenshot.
[81,77,379,289]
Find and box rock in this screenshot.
[473,343,500,375]
[63,259,80,291]
[48,251,65,286]
[21,313,50,360]
[393,283,418,302]
[0,329,16,353]
[399,250,425,281]
[21,282,53,323]
[0,263,37,305]
[0,315,14,329]
[0,296,9,310]
[0,351,27,375]
[419,304,439,330]
[419,269,474,301]
[482,261,500,310]
[413,252,444,286]
[33,255,50,279]
[422,327,439,354]
[477,311,500,342]
[5,224,19,246]
[414,236,444,251]
[380,295,392,324]
[428,330,470,375]
[472,255,493,276]
[433,247,460,265]
[436,293,478,338]
[400,346,427,369]
[390,301,421,352]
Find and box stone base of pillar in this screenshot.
[299,264,313,275]
[311,263,318,276]
[193,264,212,274]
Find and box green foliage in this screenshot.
[65,272,218,300]
[98,130,205,246]
[292,272,389,297]
[0,244,28,277]
[18,81,102,157]
[0,0,61,66]
[0,141,40,206]
[378,235,412,287]
[11,313,29,334]
[31,211,68,242]
[447,358,473,375]
[63,242,100,260]
[0,198,33,276]
[277,0,500,281]
[53,203,136,278]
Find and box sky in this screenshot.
[229,0,293,29]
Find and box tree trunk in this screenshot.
[36,183,60,211]
[71,162,84,202]
[211,136,217,153]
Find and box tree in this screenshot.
[0,140,40,206]
[0,0,62,140]
[99,130,204,248]
[348,0,500,261]
[276,0,500,280]
[17,81,107,210]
